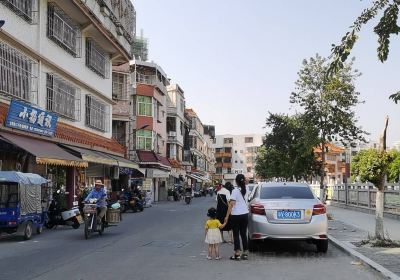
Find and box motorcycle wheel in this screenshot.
[72,219,80,229]
[84,216,91,240]
[98,221,105,236]
[121,204,127,213]
[36,225,43,234]
[45,221,55,229]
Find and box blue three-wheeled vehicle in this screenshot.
[0,171,48,240]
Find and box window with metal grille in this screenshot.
[86,38,110,78]
[47,3,81,57]
[0,41,38,103]
[0,0,38,23]
[46,73,81,121]
[85,95,110,132]
[112,72,129,100]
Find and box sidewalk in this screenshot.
[328,205,400,277]
[328,205,400,240]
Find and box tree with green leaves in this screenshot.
[351,117,390,239]
[255,113,319,181]
[329,0,400,103]
[387,150,400,182]
[290,54,367,201]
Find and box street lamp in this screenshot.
[0,20,5,29]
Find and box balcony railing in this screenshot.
[310,183,400,217]
[136,72,167,95]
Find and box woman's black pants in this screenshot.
[230,214,248,252]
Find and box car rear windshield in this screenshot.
[260,186,314,199]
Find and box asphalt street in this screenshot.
[0,197,383,280]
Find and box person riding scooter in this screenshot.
[184,185,192,204]
[85,180,107,223]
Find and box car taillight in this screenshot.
[250,203,265,215]
[8,221,17,226]
[312,204,326,216]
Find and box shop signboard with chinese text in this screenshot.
[5,100,58,137]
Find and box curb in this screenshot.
[328,235,400,280]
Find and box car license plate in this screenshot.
[277,210,301,220]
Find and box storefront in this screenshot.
[186,172,207,191]
[0,100,89,208]
[60,145,142,197]
[136,151,171,202]
[0,99,141,207]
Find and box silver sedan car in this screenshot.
[247,182,328,252]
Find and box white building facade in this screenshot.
[213,134,263,183]
[0,0,136,206]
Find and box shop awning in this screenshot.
[0,132,88,168]
[62,145,140,170]
[61,145,118,166]
[186,172,205,182]
[146,168,170,178]
[110,154,140,170]
[137,151,171,169]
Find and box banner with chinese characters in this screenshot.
[5,100,58,137]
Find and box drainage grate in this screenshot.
[142,241,189,248]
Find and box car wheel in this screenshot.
[248,235,259,252]
[316,239,328,253]
[24,222,33,240]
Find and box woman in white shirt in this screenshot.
[224,174,249,260]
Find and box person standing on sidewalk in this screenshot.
[225,174,249,260]
[216,182,232,243]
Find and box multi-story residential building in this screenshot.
[184,109,214,188]
[166,84,186,186]
[204,125,216,181]
[0,0,137,207]
[392,141,400,152]
[131,60,171,201]
[313,143,347,186]
[213,134,263,184]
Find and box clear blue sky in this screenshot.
[134,0,400,146]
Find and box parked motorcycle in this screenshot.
[120,191,144,213]
[45,199,82,229]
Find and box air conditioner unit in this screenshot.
[168,131,177,137]
[110,166,120,179]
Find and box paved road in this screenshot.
[0,197,383,280]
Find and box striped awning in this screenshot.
[0,132,88,168]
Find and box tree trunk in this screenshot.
[376,116,389,240]
[320,142,326,203]
[375,186,384,240]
